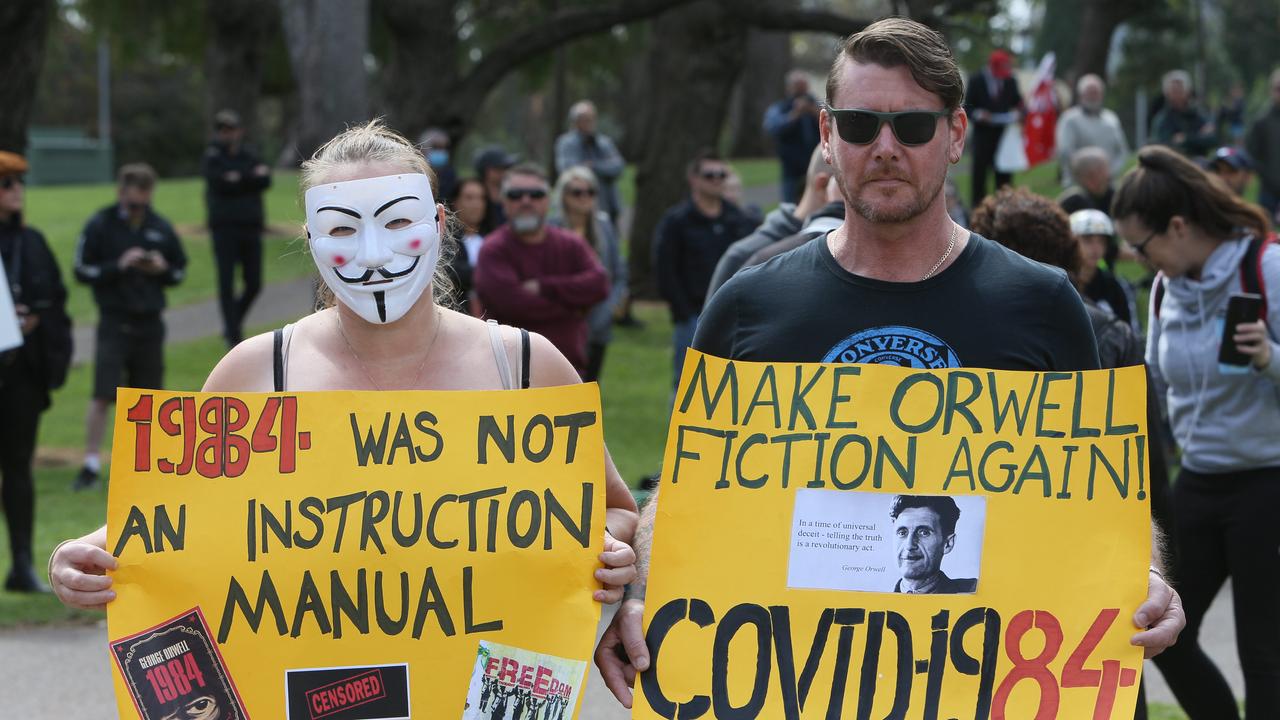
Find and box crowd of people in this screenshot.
[0,13,1277,720]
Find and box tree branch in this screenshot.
[460,0,698,95]
[735,7,874,36]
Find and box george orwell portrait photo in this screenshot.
[890,494,979,594]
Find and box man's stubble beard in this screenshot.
[836,155,947,225]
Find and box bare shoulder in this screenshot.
[526,331,582,388]
[202,331,277,392]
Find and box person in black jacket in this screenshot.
[73,163,187,490]
[963,49,1023,204]
[0,152,73,591]
[652,149,758,387]
[203,110,271,347]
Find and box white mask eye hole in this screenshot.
[329,225,357,237]
[384,217,413,230]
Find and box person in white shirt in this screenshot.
[1056,74,1130,186]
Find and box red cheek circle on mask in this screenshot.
[409,238,421,249]
[332,255,346,265]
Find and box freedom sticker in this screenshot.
[461,641,586,719]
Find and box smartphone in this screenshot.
[1218,292,1264,372]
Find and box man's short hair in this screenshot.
[890,495,961,536]
[1162,69,1191,93]
[686,148,722,177]
[1070,146,1110,179]
[117,163,157,191]
[501,162,548,193]
[826,18,963,111]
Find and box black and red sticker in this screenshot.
[285,664,411,720]
[111,607,249,720]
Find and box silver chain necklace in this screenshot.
[336,308,442,391]
[920,223,960,281]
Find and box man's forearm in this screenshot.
[623,486,659,601]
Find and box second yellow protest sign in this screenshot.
[638,352,1151,719]
[105,385,605,719]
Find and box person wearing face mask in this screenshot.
[202,109,271,349]
[72,163,187,491]
[420,127,457,202]
[0,152,72,592]
[1055,74,1130,187]
[474,163,610,377]
[1113,145,1280,720]
[47,121,638,631]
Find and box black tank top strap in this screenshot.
[272,328,285,392]
[519,328,531,389]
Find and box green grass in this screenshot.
[23,172,314,324]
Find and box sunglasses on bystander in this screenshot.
[504,188,548,201]
[0,175,25,190]
[566,186,596,198]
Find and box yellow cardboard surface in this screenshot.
[637,352,1150,720]
[105,385,605,719]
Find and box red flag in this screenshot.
[1023,53,1057,167]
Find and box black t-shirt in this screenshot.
[693,232,1100,371]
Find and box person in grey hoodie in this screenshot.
[705,146,833,298]
[1113,145,1280,720]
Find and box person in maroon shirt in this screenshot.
[475,163,609,375]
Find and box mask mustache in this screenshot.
[332,255,421,284]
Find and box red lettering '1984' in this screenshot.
[126,394,311,479]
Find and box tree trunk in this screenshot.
[627,0,750,300]
[204,0,273,139]
[375,0,460,144]
[727,29,791,158]
[1068,0,1147,89]
[278,0,370,163]
[628,1,871,299]
[0,0,55,153]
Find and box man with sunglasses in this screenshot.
[596,17,1183,708]
[653,149,758,387]
[474,163,609,376]
[0,151,72,592]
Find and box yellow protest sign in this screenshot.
[637,351,1150,720]
[105,385,605,720]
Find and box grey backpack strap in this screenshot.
[486,319,516,390]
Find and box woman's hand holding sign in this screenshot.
[49,525,116,610]
[595,531,637,604]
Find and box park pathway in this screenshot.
[0,589,1245,716]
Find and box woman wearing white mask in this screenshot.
[47,121,638,609]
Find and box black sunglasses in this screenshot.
[0,175,25,190]
[566,186,596,198]
[825,107,951,146]
[700,170,728,181]
[504,188,547,201]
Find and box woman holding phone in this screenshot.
[1112,145,1280,720]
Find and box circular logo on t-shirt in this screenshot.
[822,325,961,368]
